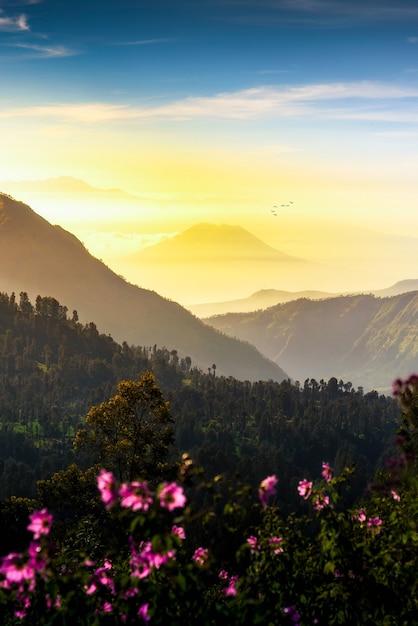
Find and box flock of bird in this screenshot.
[271,201,293,216]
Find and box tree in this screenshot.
[74,371,174,483]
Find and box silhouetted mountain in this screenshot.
[121,223,303,262]
[113,222,314,303]
[373,280,418,298]
[0,192,288,382]
[204,292,418,392]
[190,281,418,318]
[188,288,340,317]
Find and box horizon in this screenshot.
[1,1,418,303]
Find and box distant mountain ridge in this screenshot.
[0,176,143,200]
[0,192,288,383]
[204,292,418,392]
[190,281,418,317]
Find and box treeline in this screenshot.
[0,291,400,508]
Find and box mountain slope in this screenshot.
[204,293,418,392]
[0,193,287,383]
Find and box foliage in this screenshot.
[1,373,418,625]
[74,372,175,483]
[0,289,400,506]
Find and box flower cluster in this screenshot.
[0,458,402,625]
[0,510,52,619]
[352,508,383,535]
[97,469,187,513]
[297,462,333,510]
[0,473,188,622]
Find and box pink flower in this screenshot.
[130,539,175,579]
[258,474,278,506]
[367,517,383,534]
[224,575,238,596]
[391,489,401,502]
[0,553,35,587]
[97,470,119,509]
[139,603,151,623]
[120,481,152,512]
[269,536,284,554]
[321,462,332,483]
[86,559,115,596]
[27,509,53,540]
[297,479,313,500]
[158,482,186,511]
[171,525,186,540]
[246,536,260,553]
[192,547,208,566]
[355,508,366,523]
[313,493,330,511]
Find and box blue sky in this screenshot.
[1,0,418,300]
[2,1,418,97]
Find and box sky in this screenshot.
[1,0,418,303]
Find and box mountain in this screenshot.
[204,292,418,392]
[0,176,144,201]
[188,288,341,317]
[121,223,304,262]
[373,279,418,298]
[0,192,288,383]
[113,222,313,304]
[188,280,418,318]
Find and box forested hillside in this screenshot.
[0,193,287,383]
[0,290,400,510]
[205,292,418,392]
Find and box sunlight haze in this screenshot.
[1,0,418,304]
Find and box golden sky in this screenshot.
[1,1,418,303]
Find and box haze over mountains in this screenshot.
[188,280,418,318]
[204,292,418,393]
[3,177,418,306]
[114,222,312,304]
[0,193,287,383]
[2,188,418,393]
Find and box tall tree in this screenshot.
[74,371,174,482]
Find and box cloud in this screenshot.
[1,81,418,123]
[407,37,418,44]
[0,11,29,31]
[129,82,418,121]
[5,42,77,57]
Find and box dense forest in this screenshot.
[0,290,400,512]
[2,290,418,625]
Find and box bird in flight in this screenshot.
[271,201,294,215]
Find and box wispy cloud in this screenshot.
[4,42,77,57]
[0,10,29,31]
[1,81,418,123]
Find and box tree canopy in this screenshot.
[74,371,174,483]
